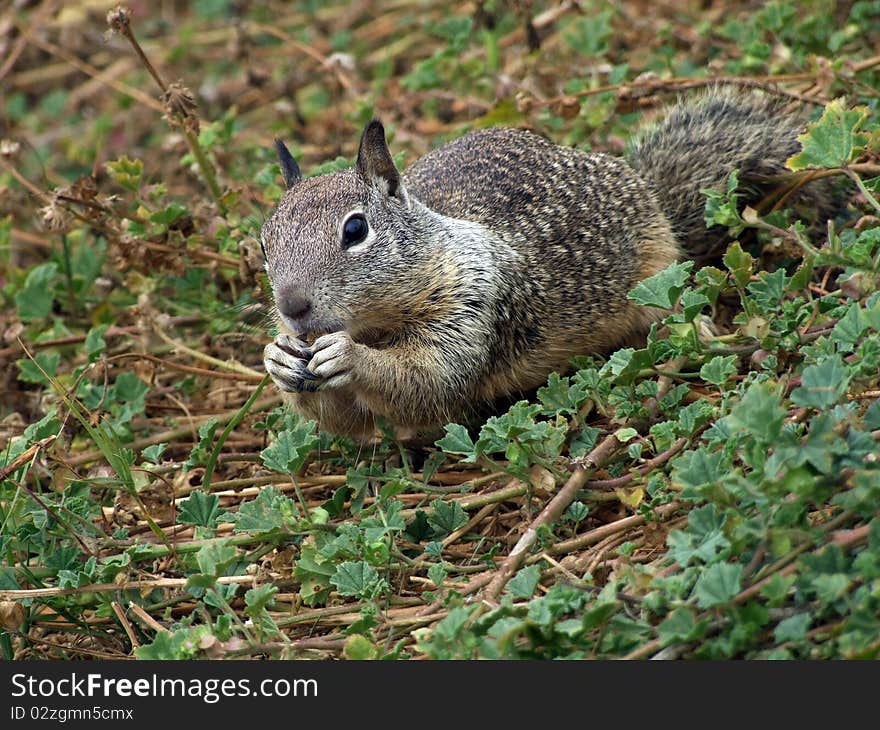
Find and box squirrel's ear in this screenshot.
[274,138,301,188]
[356,120,403,198]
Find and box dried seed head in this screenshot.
[0,139,20,158]
[553,95,581,120]
[515,92,534,114]
[161,82,200,135]
[106,6,131,36]
[40,197,71,231]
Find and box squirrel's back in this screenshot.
[404,125,680,372]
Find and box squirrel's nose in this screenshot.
[277,290,312,323]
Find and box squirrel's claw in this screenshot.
[264,338,319,393]
[275,333,313,360]
[308,331,357,388]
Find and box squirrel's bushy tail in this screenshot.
[628,88,836,259]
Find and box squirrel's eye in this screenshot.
[341,213,369,248]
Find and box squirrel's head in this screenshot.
[261,120,423,341]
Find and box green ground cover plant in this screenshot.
[1,0,879,659]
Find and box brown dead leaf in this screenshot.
[643,521,668,548]
[528,464,556,497]
[112,481,174,525]
[0,601,25,631]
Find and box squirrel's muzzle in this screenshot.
[275,287,313,332]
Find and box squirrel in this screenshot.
[260,89,835,439]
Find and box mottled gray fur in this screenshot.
[629,90,837,257]
[261,90,832,439]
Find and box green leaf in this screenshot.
[361,500,406,543]
[788,256,815,293]
[223,486,298,534]
[774,613,811,643]
[427,562,447,588]
[627,260,694,309]
[261,418,318,475]
[791,355,850,409]
[569,426,600,458]
[672,447,727,494]
[747,269,788,311]
[435,423,477,460]
[0,215,11,248]
[428,498,468,536]
[134,625,217,660]
[178,489,220,528]
[722,242,754,289]
[692,561,743,608]
[841,227,880,267]
[727,381,786,442]
[864,400,880,430]
[786,99,870,170]
[344,634,378,660]
[700,355,737,386]
[566,501,590,522]
[84,325,109,362]
[195,540,237,578]
[506,564,541,598]
[113,371,149,405]
[141,443,168,464]
[22,410,61,443]
[681,288,710,321]
[759,573,797,607]
[676,400,714,435]
[330,560,382,598]
[244,584,278,613]
[149,203,188,226]
[17,351,60,385]
[406,511,432,542]
[658,607,707,645]
[105,156,144,191]
[666,505,730,566]
[537,372,590,415]
[474,400,566,465]
[185,417,218,470]
[703,170,743,231]
[809,573,851,603]
[15,262,58,321]
[606,347,652,384]
[831,303,865,350]
[323,485,352,519]
[694,266,727,304]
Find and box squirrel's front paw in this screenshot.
[308,331,359,389]
[264,334,319,393]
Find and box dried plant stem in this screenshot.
[151,321,263,378]
[111,602,141,649]
[65,395,282,466]
[0,574,258,601]
[26,32,165,112]
[0,156,52,203]
[108,352,264,382]
[549,501,682,556]
[202,375,270,490]
[481,434,621,601]
[112,10,224,206]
